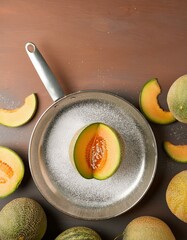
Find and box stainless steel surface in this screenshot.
[25,42,64,101]
[29,90,157,220]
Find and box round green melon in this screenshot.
[0,197,47,240]
[55,226,102,240]
[167,75,187,123]
[122,216,176,240]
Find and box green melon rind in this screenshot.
[0,197,47,240]
[167,75,187,123]
[55,226,102,240]
[163,141,187,163]
[0,146,25,198]
[139,78,176,124]
[0,93,38,128]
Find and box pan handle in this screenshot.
[25,42,64,101]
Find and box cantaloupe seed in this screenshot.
[0,160,14,183]
[87,135,107,170]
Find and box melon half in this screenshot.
[0,146,24,198]
[70,122,123,180]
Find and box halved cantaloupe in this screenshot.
[0,146,24,198]
[0,93,37,127]
[166,170,187,223]
[139,78,176,124]
[164,141,187,163]
[70,123,123,180]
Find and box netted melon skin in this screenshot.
[0,198,47,240]
[123,216,175,240]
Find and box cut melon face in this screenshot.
[164,141,187,163]
[0,93,37,127]
[166,170,187,223]
[0,146,24,198]
[71,123,123,180]
[139,78,176,124]
[167,75,187,123]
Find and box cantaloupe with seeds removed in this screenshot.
[0,146,24,198]
[167,75,187,123]
[164,141,187,163]
[0,93,38,127]
[139,78,175,124]
[166,170,187,223]
[122,216,176,240]
[70,122,123,180]
[0,197,47,240]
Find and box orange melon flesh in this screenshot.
[73,123,122,180]
[140,79,175,124]
[0,93,37,127]
[0,146,24,198]
[166,170,187,223]
[164,141,187,162]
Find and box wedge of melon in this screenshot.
[0,93,37,127]
[0,146,24,198]
[139,78,176,124]
[164,141,187,163]
[70,122,123,180]
[166,170,187,223]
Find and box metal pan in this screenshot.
[25,42,157,220]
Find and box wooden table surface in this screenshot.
[0,1,187,239]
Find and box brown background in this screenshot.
[0,1,187,239]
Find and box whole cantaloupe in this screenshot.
[122,216,175,240]
[0,197,47,240]
[167,75,187,123]
[166,170,187,223]
[55,226,102,240]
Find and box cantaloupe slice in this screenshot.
[0,93,37,127]
[122,216,176,240]
[70,123,123,180]
[164,141,187,163]
[166,170,187,223]
[167,75,187,123]
[139,78,176,124]
[0,146,24,198]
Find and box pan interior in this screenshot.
[29,91,157,219]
